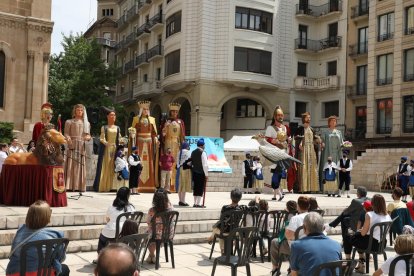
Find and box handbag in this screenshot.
[182,158,192,170]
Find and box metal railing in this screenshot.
[350,4,369,18]
[148,13,163,29]
[115,90,133,103]
[147,45,163,60]
[136,23,150,38]
[124,59,135,73]
[377,32,394,42]
[376,77,393,86]
[346,84,367,97]
[405,27,414,35]
[126,4,138,21]
[376,127,392,134]
[116,15,127,29]
[135,52,148,66]
[404,74,414,82]
[348,42,368,57]
[295,36,341,52]
[295,1,342,17]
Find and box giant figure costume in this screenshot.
[129,101,158,192]
[32,102,54,143]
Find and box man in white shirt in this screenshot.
[0,143,8,174]
[8,138,25,154]
[191,138,209,208]
[338,149,353,198]
[270,196,310,276]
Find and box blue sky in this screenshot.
[51,0,97,54]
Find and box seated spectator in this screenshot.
[387,187,407,214]
[327,186,368,242]
[26,140,36,153]
[0,143,8,174]
[95,187,135,263]
[373,234,414,276]
[9,138,25,153]
[270,196,310,276]
[343,194,391,273]
[145,188,174,264]
[207,188,247,253]
[356,200,373,231]
[308,197,321,212]
[6,200,70,276]
[118,219,139,240]
[245,197,260,226]
[290,212,341,276]
[115,146,129,181]
[95,243,139,276]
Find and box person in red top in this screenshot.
[159,148,175,193]
[32,103,54,143]
[407,200,414,222]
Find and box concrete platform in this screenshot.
[0,190,396,275]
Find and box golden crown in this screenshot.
[137,100,151,109]
[169,102,181,111]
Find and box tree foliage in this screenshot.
[48,34,126,135]
[0,122,14,143]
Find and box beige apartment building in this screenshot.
[0,0,53,141]
[346,0,414,151]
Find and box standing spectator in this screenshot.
[327,186,368,244]
[6,200,70,276]
[322,156,338,196]
[145,189,174,264]
[94,187,135,263]
[9,138,25,153]
[242,152,254,194]
[343,194,391,273]
[387,187,407,214]
[253,156,264,194]
[0,143,8,174]
[398,156,410,202]
[270,196,310,276]
[128,146,142,195]
[95,243,139,276]
[26,140,36,153]
[338,149,353,198]
[408,159,414,200]
[176,142,192,206]
[373,234,414,276]
[159,148,175,193]
[191,138,208,208]
[290,213,341,276]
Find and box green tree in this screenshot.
[48,34,125,135]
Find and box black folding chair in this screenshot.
[265,210,290,262]
[115,211,144,241]
[119,233,150,270]
[312,260,357,276]
[211,227,257,276]
[141,210,179,270]
[20,238,69,276]
[209,209,245,260]
[389,253,414,276]
[351,220,394,274]
[246,210,267,262]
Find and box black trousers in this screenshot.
[339,172,351,191]
[330,212,351,241]
[193,171,206,196]
[244,174,254,188]
[343,232,379,255]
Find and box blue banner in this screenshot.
[185,136,232,173]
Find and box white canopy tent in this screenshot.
[223,136,260,152]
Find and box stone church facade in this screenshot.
[0,0,53,141]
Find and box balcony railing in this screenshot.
[148,13,164,30]
[114,40,125,52]
[117,15,127,29]
[405,27,414,35]
[116,66,123,78]
[147,45,163,60]
[348,42,368,57]
[126,4,138,21]
[124,59,135,73]
[377,32,394,42]
[346,84,367,97]
[295,1,342,17]
[404,74,414,82]
[125,32,136,46]
[95,37,117,48]
[376,77,393,86]
[136,23,150,38]
[135,52,148,66]
[115,90,133,103]
[294,75,339,90]
[295,36,341,52]
[350,4,369,18]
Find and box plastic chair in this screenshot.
[20,238,69,276]
[351,220,394,274]
[119,233,150,270]
[246,210,267,262]
[141,210,179,270]
[389,253,414,276]
[115,211,144,241]
[211,227,257,276]
[265,210,290,262]
[312,260,357,276]
[209,209,245,260]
